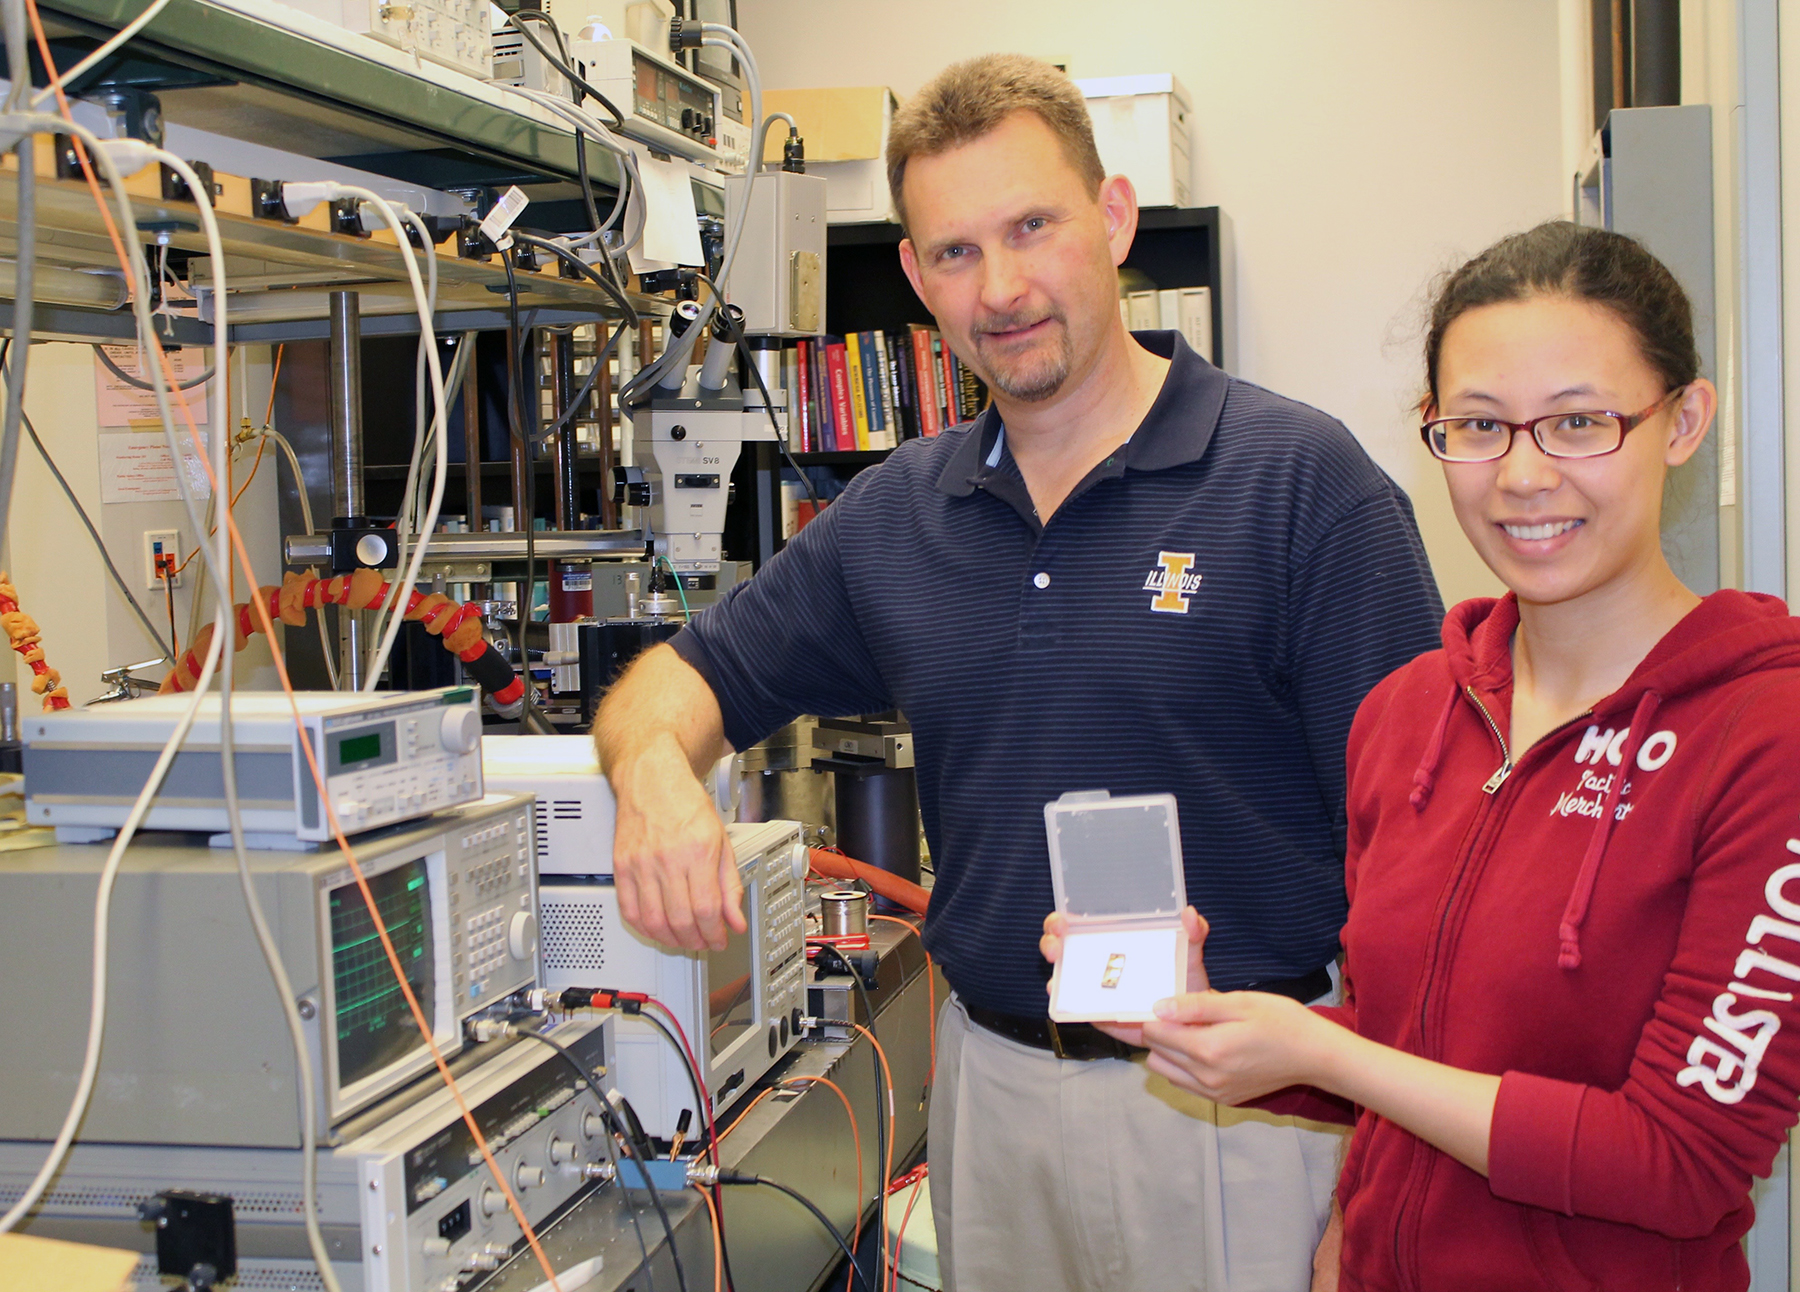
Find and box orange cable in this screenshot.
[780,1075,865,1292]
[31,16,558,1277]
[869,913,935,1085]
[847,1021,897,1225]
[695,1185,723,1292]
[32,52,562,1285]
[887,1175,925,1292]
[264,343,284,427]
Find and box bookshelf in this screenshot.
[823,205,1235,370]
[738,206,1233,568]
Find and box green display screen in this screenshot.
[330,859,434,1091]
[338,731,383,766]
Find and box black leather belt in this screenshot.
[965,966,1333,1062]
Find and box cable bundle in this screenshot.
[158,567,524,712]
[0,572,68,710]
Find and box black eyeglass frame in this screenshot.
[1419,386,1686,463]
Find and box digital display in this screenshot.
[338,732,382,765]
[329,722,394,774]
[706,926,755,1062]
[330,859,435,1091]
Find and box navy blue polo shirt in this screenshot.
[672,332,1443,1015]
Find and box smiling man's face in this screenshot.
[898,110,1130,408]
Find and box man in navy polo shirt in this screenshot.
[597,54,1443,1292]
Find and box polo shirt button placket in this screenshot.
[1033,572,1051,589]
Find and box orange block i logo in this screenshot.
[1144,551,1201,613]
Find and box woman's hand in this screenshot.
[1138,988,1342,1104]
[1040,906,1210,1046]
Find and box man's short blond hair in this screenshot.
[886,54,1105,231]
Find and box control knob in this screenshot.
[516,1162,545,1189]
[440,706,482,754]
[479,1186,505,1217]
[509,909,538,960]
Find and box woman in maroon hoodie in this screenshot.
[1045,221,1800,1290]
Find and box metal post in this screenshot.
[328,290,365,689]
[596,334,616,529]
[461,340,487,600]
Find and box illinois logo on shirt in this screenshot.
[1143,551,1202,613]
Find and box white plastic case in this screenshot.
[1045,790,1188,1022]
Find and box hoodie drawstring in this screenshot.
[1409,686,1460,811]
[1557,690,1662,971]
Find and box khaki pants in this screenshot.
[928,995,1342,1292]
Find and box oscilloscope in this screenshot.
[0,793,542,1148]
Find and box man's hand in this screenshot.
[610,738,746,951]
[1040,905,1210,1046]
[594,644,744,952]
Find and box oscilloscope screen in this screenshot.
[330,858,436,1091]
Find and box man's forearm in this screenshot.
[594,643,733,779]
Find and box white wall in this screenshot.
[739,0,1573,605]
[4,342,283,708]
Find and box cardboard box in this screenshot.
[764,86,901,223]
[1076,73,1192,208]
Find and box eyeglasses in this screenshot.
[1420,387,1684,462]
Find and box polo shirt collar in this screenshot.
[935,331,1227,497]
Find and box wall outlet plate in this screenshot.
[144,528,181,590]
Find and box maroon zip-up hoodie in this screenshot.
[1308,589,1800,1291]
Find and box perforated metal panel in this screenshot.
[541,895,607,973]
[0,1183,309,1218]
[131,1256,328,1290]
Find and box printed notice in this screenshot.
[93,344,209,428]
[98,430,212,503]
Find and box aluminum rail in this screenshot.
[283,529,648,566]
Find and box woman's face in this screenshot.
[1433,294,1713,610]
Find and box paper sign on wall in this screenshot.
[93,344,209,428]
[98,430,212,503]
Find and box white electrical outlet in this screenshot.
[144,529,181,591]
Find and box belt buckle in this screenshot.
[1047,1018,1067,1060]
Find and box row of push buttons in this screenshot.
[472,858,514,898]
[464,823,509,849]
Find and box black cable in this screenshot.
[512,231,639,325]
[613,1093,692,1292]
[507,1028,659,1292]
[642,1010,708,1142]
[640,1003,740,1292]
[720,1175,875,1292]
[93,343,213,392]
[499,247,553,734]
[506,10,627,129]
[698,272,824,520]
[818,945,888,1292]
[0,341,174,660]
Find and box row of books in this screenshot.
[1123,286,1214,361]
[784,327,990,453]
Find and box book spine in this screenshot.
[825,343,855,450]
[794,341,812,452]
[891,332,916,439]
[911,328,941,437]
[844,334,872,450]
[942,340,959,424]
[874,333,898,447]
[856,332,883,447]
[812,340,832,449]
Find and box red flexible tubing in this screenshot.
[810,848,930,917]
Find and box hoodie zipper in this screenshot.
[1395,690,1597,1289]
[1468,687,1513,792]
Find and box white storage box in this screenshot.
[764,87,901,223]
[1076,73,1192,209]
[1045,789,1188,1022]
